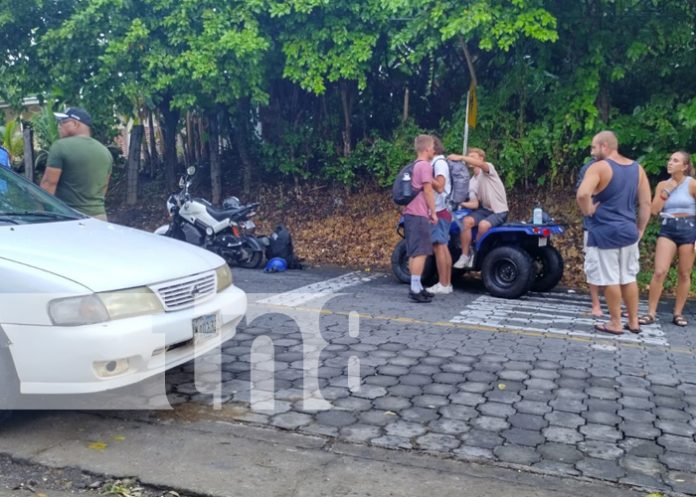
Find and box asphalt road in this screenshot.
[1,266,695,496]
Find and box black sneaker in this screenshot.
[420,289,435,298]
[409,290,432,303]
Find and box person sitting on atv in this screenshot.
[448,148,509,268]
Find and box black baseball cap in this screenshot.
[54,107,92,127]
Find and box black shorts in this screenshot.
[658,216,696,246]
[469,208,508,227]
[404,214,434,257]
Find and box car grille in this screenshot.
[151,271,216,311]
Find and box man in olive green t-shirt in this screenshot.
[40,107,113,220]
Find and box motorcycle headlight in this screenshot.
[48,287,164,326]
[216,264,233,292]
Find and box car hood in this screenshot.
[0,219,225,292]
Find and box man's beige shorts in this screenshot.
[584,241,640,286]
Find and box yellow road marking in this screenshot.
[252,303,693,355]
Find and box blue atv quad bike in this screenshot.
[391,209,565,299]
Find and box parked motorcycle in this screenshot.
[221,195,270,251]
[154,167,265,268]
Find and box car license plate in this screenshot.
[243,220,256,230]
[538,237,548,247]
[192,313,218,337]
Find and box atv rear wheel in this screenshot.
[391,240,437,286]
[531,245,564,292]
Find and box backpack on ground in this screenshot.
[266,224,303,269]
[446,159,470,205]
[391,160,419,206]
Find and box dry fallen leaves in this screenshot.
[108,180,677,295]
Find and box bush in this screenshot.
[330,120,427,187]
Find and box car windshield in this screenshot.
[0,167,85,225]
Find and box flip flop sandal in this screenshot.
[594,323,623,335]
[623,323,641,334]
[673,315,688,327]
[638,314,656,325]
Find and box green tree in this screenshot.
[38,0,271,192]
[271,0,398,156]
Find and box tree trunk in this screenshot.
[159,98,180,191]
[402,86,410,124]
[141,124,151,173]
[597,83,610,123]
[147,110,159,177]
[209,113,221,205]
[184,111,194,167]
[234,111,253,195]
[22,127,34,182]
[460,40,478,86]
[340,81,354,157]
[231,97,254,195]
[198,116,209,166]
[126,124,144,205]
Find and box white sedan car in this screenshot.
[0,167,246,407]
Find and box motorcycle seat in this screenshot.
[206,205,244,221]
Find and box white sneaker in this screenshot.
[426,283,454,295]
[453,253,471,269]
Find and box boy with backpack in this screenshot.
[403,135,437,303]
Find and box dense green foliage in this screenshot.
[1,0,695,188]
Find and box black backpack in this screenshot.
[391,160,419,205]
[266,224,303,269]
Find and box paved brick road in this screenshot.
[164,268,696,495]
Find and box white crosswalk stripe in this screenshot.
[255,271,380,307]
[451,291,668,346]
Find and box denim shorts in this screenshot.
[658,216,696,246]
[431,218,450,245]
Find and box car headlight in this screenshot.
[48,295,110,326]
[216,264,233,292]
[97,287,164,320]
[48,287,164,326]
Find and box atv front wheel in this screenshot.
[481,246,535,299]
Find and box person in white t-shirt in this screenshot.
[426,137,453,295]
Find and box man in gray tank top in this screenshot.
[576,131,651,335]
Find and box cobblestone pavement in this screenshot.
[161,268,696,495]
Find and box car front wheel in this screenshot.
[0,341,19,423]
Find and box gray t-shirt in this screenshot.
[432,155,451,212]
